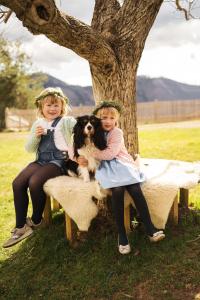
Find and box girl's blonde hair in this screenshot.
[35,87,69,117]
[96,107,120,120]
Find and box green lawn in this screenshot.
[0,128,200,300]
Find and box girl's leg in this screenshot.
[126,183,156,236]
[111,186,129,246]
[12,162,42,228]
[28,163,62,224]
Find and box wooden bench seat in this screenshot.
[43,187,189,244]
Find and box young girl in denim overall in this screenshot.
[93,101,165,255]
[3,87,76,248]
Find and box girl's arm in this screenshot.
[62,116,77,145]
[93,128,123,161]
[25,121,41,153]
[62,116,76,160]
[67,116,77,137]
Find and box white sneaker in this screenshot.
[149,231,165,243]
[3,224,33,248]
[118,244,131,255]
[26,217,44,229]
[10,218,44,233]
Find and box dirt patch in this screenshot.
[132,281,154,300]
[139,120,200,130]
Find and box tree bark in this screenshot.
[0,0,164,154]
[0,106,6,130]
[90,61,138,154]
[90,0,163,155]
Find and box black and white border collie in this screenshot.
[72,115,107,182]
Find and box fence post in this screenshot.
[153,99,159,122]
[5,107,9,129]
[19,115,22,131]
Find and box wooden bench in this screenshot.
[43,187,189,244]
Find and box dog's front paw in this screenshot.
[83,177,90,182]
[78,166,90,182]
[68,170,78,177]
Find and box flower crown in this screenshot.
[35,87,69,107]
[93,100,123,116]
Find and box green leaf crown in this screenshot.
[35,87,69,107]
[93,100,123,115]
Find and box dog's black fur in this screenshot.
[73,115,107,159]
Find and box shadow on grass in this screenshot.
[0,212,200,300]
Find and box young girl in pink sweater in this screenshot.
[93,101,165,255]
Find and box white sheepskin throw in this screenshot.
[44,177,105,231]
[44,159,200,231]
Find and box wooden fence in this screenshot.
[137,99,200,124]
[5,99,200,130]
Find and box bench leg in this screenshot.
[124,204,131,233]
[65,213,77,244]
[179,188,189,208]
[169,194,179,225]
[43,196,76,243]
[43,195,52,226]
[53,198,61,212]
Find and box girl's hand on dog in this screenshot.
[77,156,88,167]
[35,126,46,137]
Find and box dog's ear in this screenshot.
[76,116,83,121]
[73,122,85,157]
[93,125,107,150]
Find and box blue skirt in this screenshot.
[95,158,145,189]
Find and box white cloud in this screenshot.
[55,0,95,24]
[0,15,32,42]
[46,58,92,86]
[148,19,200,48]
[147,2,200,48]
[137,2,200,86]
[138,44,200,86]
[21,35,75,69]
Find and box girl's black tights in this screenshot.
[111,186,128,245]
[12,162,62,228]
[111,183,156,246]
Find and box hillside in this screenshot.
[39,73,200,106]
[137,76,200,102]
[43,74,93,106]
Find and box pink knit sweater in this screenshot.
[93,127,135,164]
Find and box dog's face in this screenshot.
[76,115,102,137]
[73,115,107,156]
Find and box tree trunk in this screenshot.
[90,62,138,155]
[0,105,6,130]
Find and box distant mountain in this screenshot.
[43,74,94,106]
[136,76,200,102]
[37,73,200,106]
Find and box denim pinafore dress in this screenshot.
[36,117,68,173]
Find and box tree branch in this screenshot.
[175,0,189,20]
[3,9,12,22]
[0,0,117,66]
[91,0,121,34]
[116,0,164,44]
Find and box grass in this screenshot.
[0,127,200,300]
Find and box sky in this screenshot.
[0,0,200,87]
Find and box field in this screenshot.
[0,125,200,300]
